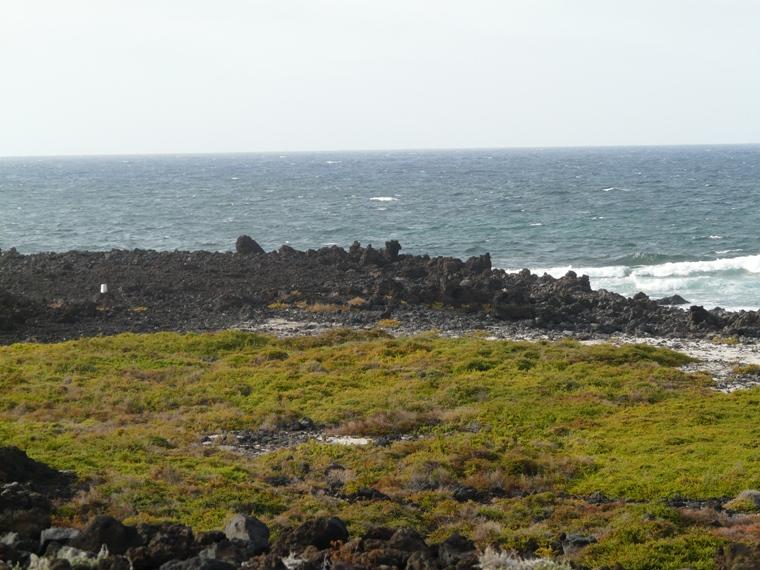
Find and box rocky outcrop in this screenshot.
[2,239,760,342]
[235,236,265,256]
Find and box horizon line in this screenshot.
[1,141,760,160]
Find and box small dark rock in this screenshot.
[277,517,349,552]
[452,486,483,503]
[406,550,441,570]
[361,527,395,541]
[387,528,428,553]
[244,553,288,570]
[384,240,402,262]
[560,532,597,554]
[347,487,390,502]
[73,516,139,555]
[263,476,290,487]
[200,539,246,565]
[587,491,611,504]
[235,235,265,256]
[438,533,476,566]
[196,531,226,547]
[656,294,689,306]
[98,556,131,570]
[0,482,52,538]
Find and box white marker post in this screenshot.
[100,284,108,294]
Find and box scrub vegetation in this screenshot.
[2,330,759,568]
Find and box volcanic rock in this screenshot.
[223,514,269,554]
[72,516,138,555]
[235,236,265,256]
[275,517,348,552]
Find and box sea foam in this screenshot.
[507,253,760,310]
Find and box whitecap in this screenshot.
[529,222,543,227]
[370,196,398,202]
[325,160,341,164]
[631,254,760,278]
[708,235,723,239]
[601,187,616,192]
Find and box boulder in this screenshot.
[199,540,246,565]
[688,305,721,328]
[72,516,138,555]
[452,486,484,503]
[223,514,269,553]
[438,533,476,567]
[128,523,197,569]
[384,240,402,262]
[0,447,71,492]
[0,483,52,538]
[724,490,760,512]
[387,528,428,553]
[235,235,265,256]
[40,527,82,551]
[196,531,226,547]
[277,517,348,552]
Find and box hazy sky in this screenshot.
[1,0,759,156]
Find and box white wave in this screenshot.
[601,187,616,192]
[529,222,543,227]
[708,235,723,239]
[501,253,760,309]
[325,160,341,164]
[632,254,760,277]
[521,254,760,280]
[370,196,398,202]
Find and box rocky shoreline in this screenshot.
[2,238,760,344]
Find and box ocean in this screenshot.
[1,145,759,310]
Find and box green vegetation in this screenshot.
[3,330,760,568]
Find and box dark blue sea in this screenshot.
[2,145,759,310]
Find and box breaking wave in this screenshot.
[506,254,760,310]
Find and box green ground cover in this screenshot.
[2,329,759,568]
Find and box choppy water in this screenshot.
[1,146,759,310]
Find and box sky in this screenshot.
[1,0,759,156]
